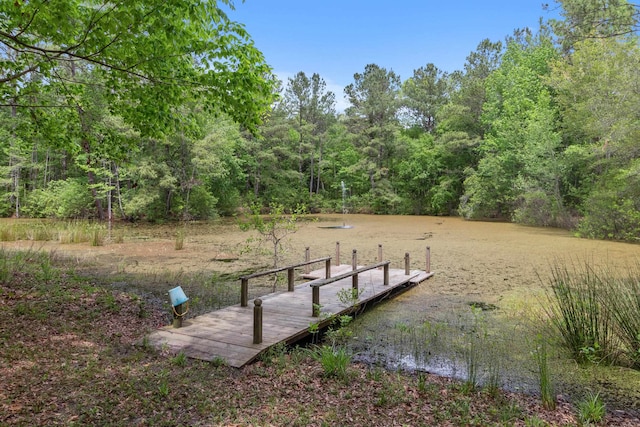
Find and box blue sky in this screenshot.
[227,1,561,111]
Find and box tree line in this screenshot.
[1,0,639,242]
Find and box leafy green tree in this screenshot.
[344,64,403,210]
[283,72,336,196]
[0,0,275,133]
[239,203,306,268]
[549,0,639,51]
[461,32,562,222]
[401,63,450,133]
[548,35,640,237]
[438,39,503,139]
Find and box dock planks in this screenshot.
[146,265,434,367]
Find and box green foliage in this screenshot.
[1,2,640,246]
[239,203,306,268]
[312,345,352,381]
[577,160,640,241]
[171,352,188,367]
[23,179,94,219]
[462,32,562,222]
[185,186,218,220]
[0,0,274,133]
[577,392,606,426]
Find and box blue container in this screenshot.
[168,286,189,307]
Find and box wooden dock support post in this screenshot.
[241,277,248,307]
[253,299,262,344]
[378,244,383,269]
[312,286,320,317]
[287,268,295,292]
[325,258,331,279]
[405,252,410,275]
[384,263,389,285]
[304,247,310,274]
[426,246,431,273]
[335,241,340,265]
[352,249,358,289]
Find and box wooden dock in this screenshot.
[146,263,434,368]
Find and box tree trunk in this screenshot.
[316,143,323,193]
[309,152,314,195]
[113,164,126,219]
[10,103,20,218]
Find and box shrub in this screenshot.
[23,179,94,219]
[185,186,218,220]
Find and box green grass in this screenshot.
[577,392,606,425]
[312,345,352,381]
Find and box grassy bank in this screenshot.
[1,249,639,426]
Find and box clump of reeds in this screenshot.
[603,262,640,368]
[175,230,185,250]
[0,223,17,241]
[545,261,616,365]
[531,335,556,410]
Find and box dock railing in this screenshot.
[309,260,391,317]
[252,260,391,344]
[240,256,332,307]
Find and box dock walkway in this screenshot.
[146,264,434,367]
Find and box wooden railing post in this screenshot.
[325,258,331,279]
[304,247,311,274]
[287,267,295,292]
[335,241,340,265]
[352,249,357,270]
[253,299,262,344]
[241,277,249,307]
[352,249,358,289]
[426,246,431,273]
[312,286,320,317]
[384,263,389,285]
[404,252,410,275]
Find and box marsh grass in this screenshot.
[0,220,108,245]
[531,335,556,410]
[546,261,617,365]
[546,259,640,368]
[603,263,640,368]
[174,230,185,250]
[0,222,17,240]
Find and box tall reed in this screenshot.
[546,261,616,364]
[604,262,640,367]
[531,335,555,410]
